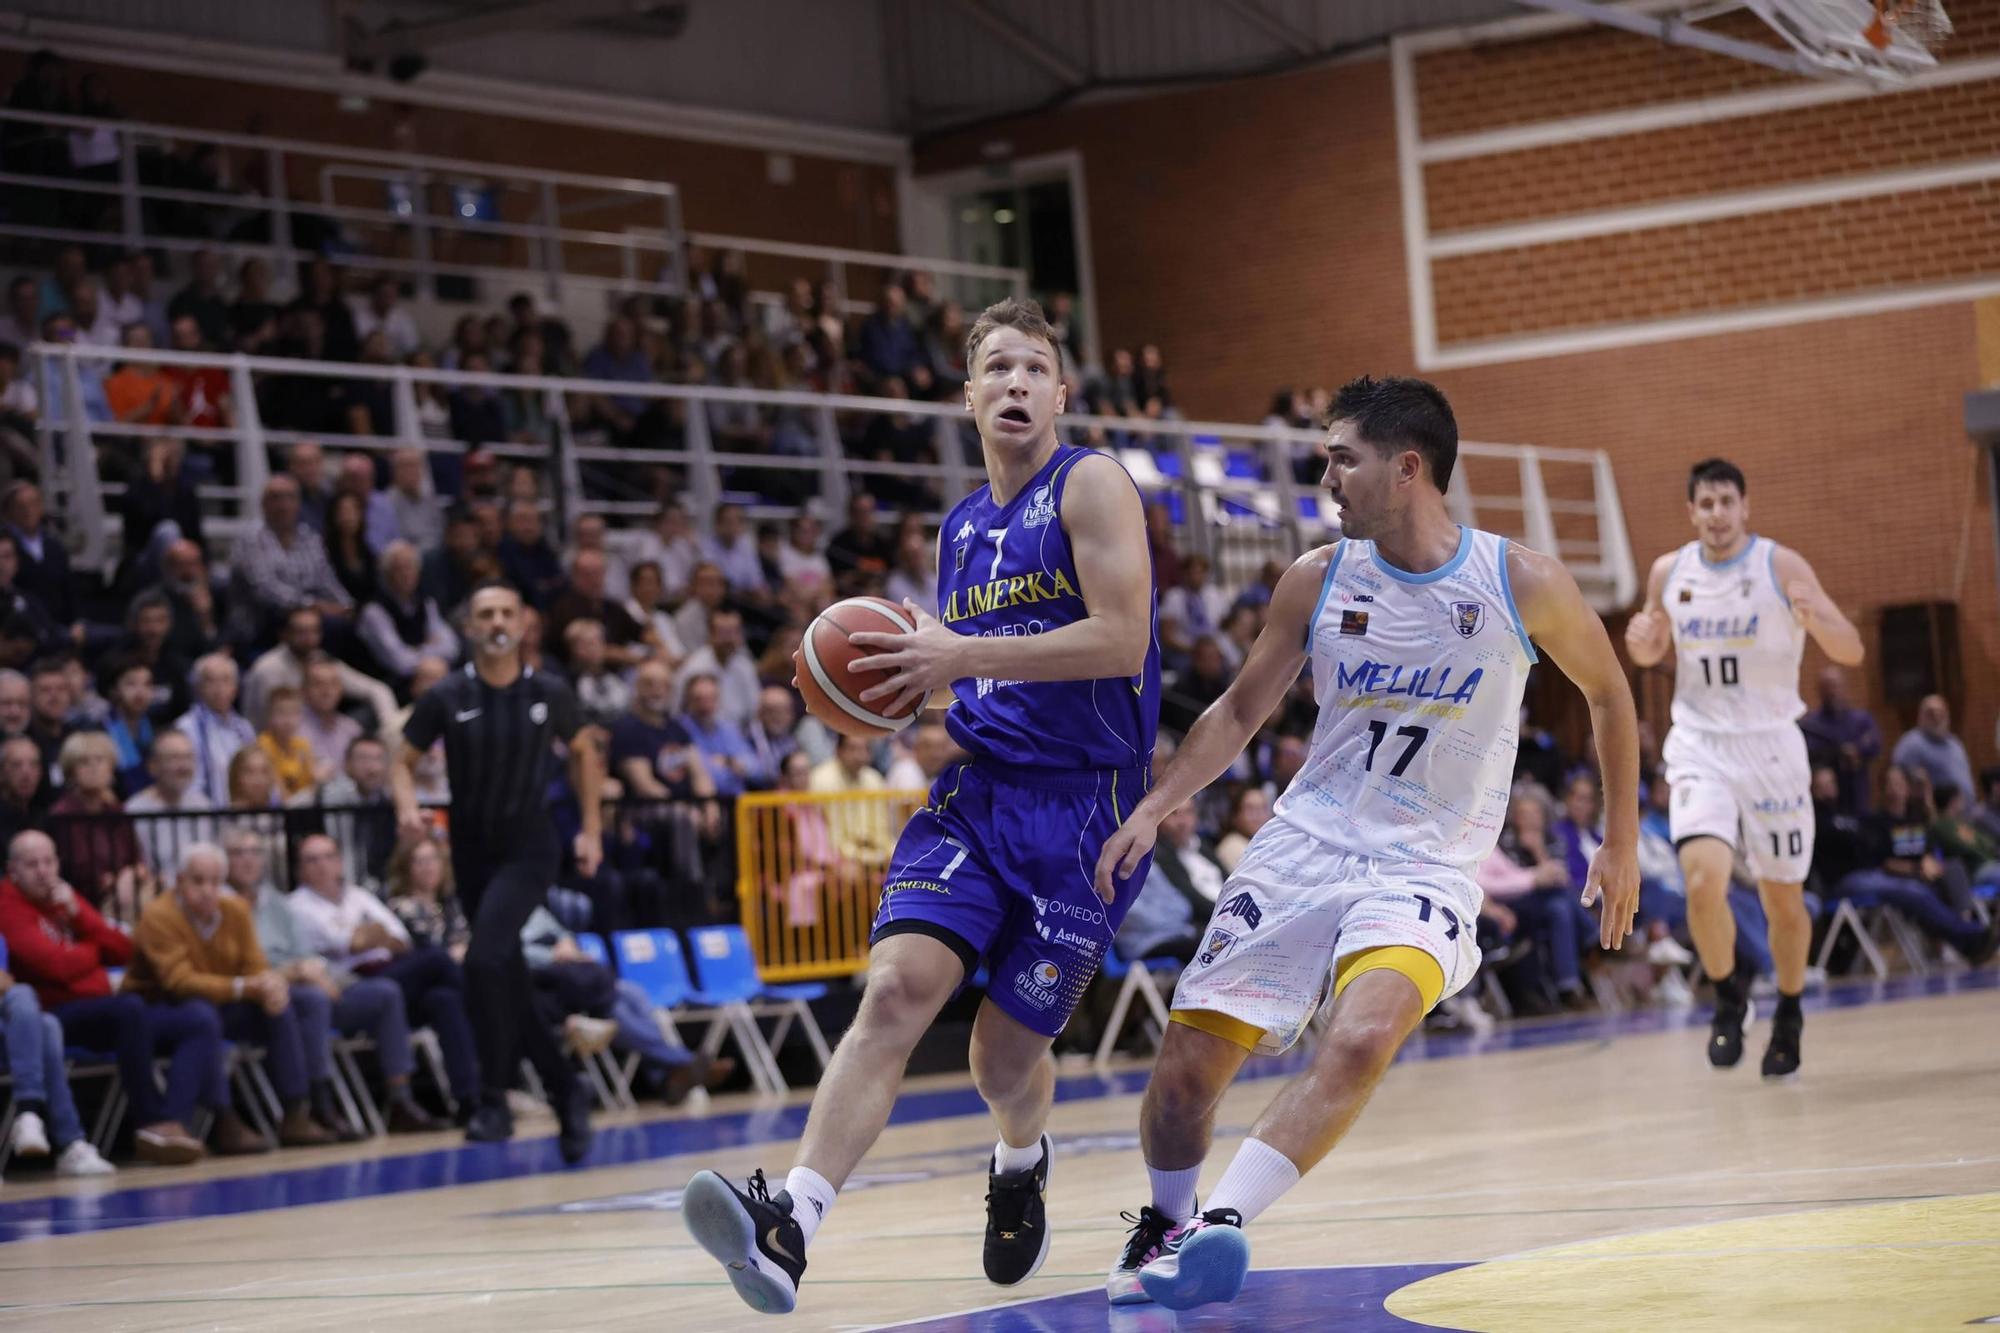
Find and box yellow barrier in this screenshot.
[734,788,928,981]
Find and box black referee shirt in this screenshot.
[402,663,584,839]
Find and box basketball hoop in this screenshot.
[1864,0,1953,50]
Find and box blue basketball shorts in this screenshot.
[872,758,1153,1037]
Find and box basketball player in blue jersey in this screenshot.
[680,298,1161,1316]
[1090,377,1643,1311]
[1625,459,1866,1079]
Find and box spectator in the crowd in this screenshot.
[776,512,832,600]
[243,607,398,733]
[233,475,353,632]
[857,283,920,383]
[288,833,481,1110]
[547,549,649,671]
[609,660,719,837]
[226,827,441,1136]
[563,514,629,600]
[0,736,50,848]
[622,560,686,671]
[174,653,256,806]
[563,620,629,726]
[125,731,216,869]
[884,530,937,615]
[366,447,443,554]
[0,534,60,658]
[1160,636,1231,738]
[1823,765,2000,965]
[699,503,767,600]
[115,592,190,719]
[298,656,363,778]
[1158,554,1230,663]
[359,541,459,690]
[150,538,217,663]
[0,278,39,349]
[2,482,76,631]
[1114,800,1225,965]
[577,315,655,443]
[101,656,156,795]
[22,656,73,778]
[745,685,804,784]
[287,441,333,532]
[167,249,229,350]
[227,743,290,814]
[317,736,397,889]
[1890,695,1975,805]
[386,833,469,963]
[629,502,699,601]
[1495,791,1596,1008]
[104,324,179,425]
[46,730,148,918]
[0,670,25,738]
[324,489,380,610]
[673,562,729,654]
[120,446,207,595]
[810,733,894,863]
[680,673,764,799]
[1973,766,2000,847]
[350,277,422,361]
[126,842,336,1148]
[228,257,280,351]
[0,830,227,1163]
[1144,502,1184,591]
[673,608,759,726]
[0,937,117,1174]
[257,685,325,798]
[1800,665,1881,814]
[1214,785,1270,874]
[825,492,890,597]
[420,508,487,616]
[296,259,358,363]
[1930,780,1998,884]
[884,718,954,791]
[498,498,563,608]
[61,654,106,729]
[447,351,509,448]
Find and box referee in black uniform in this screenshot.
[394,580,604,1162]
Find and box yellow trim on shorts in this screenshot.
[1334,945,1446,1013]
[1169,1007,1266,1053]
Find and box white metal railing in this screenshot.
[29,342,1637,611]
[0,105,1023,316]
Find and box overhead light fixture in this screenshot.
[993,208,1016,224]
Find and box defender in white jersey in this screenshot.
[1626,458,1863,1080]
[1093,377,1642,1312]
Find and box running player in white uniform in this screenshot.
[1093,376,1643,1312]
[1625,458,1863,1079]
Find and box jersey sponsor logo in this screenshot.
[1333,659,1484,705]
[1341,591,1374,604]
[1217,891,1263,930]
[1013,960,1062,1010]
[1451,601,1484,638]
[1676,613,1760,642]
[1031,959,1060,988]
[1032,896,1106,926]
[1022,484,1057,529]
[1197,926,1238,967]
[954,520,975,542]
[1749,793,1809,815]
[530,701,548,724]
[939,569,1079,624]
[1340,609,1369,637]
[882,878,949,895]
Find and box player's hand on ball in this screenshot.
[1580,840,1641,950]
[1094,814,1158,904]
[850,600,961,715]
[573,830,603,879]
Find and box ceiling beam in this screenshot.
[938,0,1088,87]
[1207,0,1317,56]
[349,0,647,61]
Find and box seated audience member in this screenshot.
[47,731,150,918]
[258,685,326,799]
[609,660,720,842]
[101,656,157,795]
[288,834,481,1111]
[883,718,958,793]
[0,536,63,659]
[776,512,832,600]
[299,656,364,778]
[497,498,563,609]
[388,657,451,804]
[700,502,768,601]
[1214,785,1271,874]
[1114,801,1225,965]
[22,656,73,777]
[517,903,730,1105]
[115,592,191,719]
[421,508,487,616]
[746,686,805,785]
[243,607,398,732]
[672,562,729,654]
[0,830,232,1163]
[174,653,256,806]
[1160,636,1231,738]
[1493,792,1597,1010]
[126,843,337,1148]
[1157,555,1230,663]
[564,620,630,727]
[366,447,445,555]
[152,538,219,663]
[0,670,25,738]
[1826,765,2000,965]
[3,483,78,632]
[125,731,218,870]
[0,736,49,848]
[809,734,894,864]
[628,502,700,602]
[563,514,629,601]
[227,744,292,813]
[1929,781,2000,884]
[622,561,686,672]
[0,937,117,1174]
[226,828,442,1136]
[681,674,766,799]
[1972,766,2000,847]
[358,541,459,691]
[386,834,469,963]
[319,736,397,890]
[1799,666,1880,814]
[884,530,938,616]
[1890,695,1976,806]
[232,476,353,635]
[672,608,759,726]
[547,549,649,671]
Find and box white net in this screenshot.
[1879,0,1954,50]
[1746,0,1952,80]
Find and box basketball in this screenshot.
[794,596,925,738]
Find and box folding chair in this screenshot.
[686,926,833,1093]
[613,929,779,1096]
[571,933,636,1110]
[329,1035,387,1137]
[1092,944,1179,1073]
[1814,894,1894,979]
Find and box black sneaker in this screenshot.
[556,1082,593,1165]
[463,1102,514,1143]
[683,1169,807,1315]
[1761,1003,1802,1080]
[983,1133,1053,1286]
[1708,979,1750,1070]
[1106,1205,1177,1305]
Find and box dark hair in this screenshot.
[27,656,66,683]
[1687,457,1746,500]
[468,578,522,602]
[964,297,1063,377]
[1326,375,1459,490]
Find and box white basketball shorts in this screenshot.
[1663,724,1813,883]
[1170,817,1482,1056]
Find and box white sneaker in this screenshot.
[9,1111,49,1158]
[1654,969,1696,1009]
[1647,936,1695,966]
[56,1140,116,1177]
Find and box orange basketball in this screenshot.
[794,596,925,739]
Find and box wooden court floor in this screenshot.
[0,975,1994,1331]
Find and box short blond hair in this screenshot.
[56,729,118,785]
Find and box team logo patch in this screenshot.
[529,701,548,724]
[1031,960,1061,989]
[1340,609,1369,637]
[1031,894,1049,916]
[1739,578,1753,598]
[1678,588,1693,603]
[1217,891,1263,931]
[1451,601,1484,638]
[1022,484,1057,529]
[1197,927,1238,968]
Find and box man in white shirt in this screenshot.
[299,658,364,778]
[1158,554,1233,663]
[173,654,256,806]
[357,542,459,689]
[884,720,960,792]
[243,607,400,732]
[124,731,217,869]
[697,503,766,598]
[365,447,445,555]
[672,563,729,654]
[629,502,700,601]
[348,278,423,362]
[672,608,760,727]
[776,512,832,598]
[564,513,630,602]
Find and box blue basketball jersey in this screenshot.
[935,444,1160,772]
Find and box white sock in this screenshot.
[993,1135,1046,1175]
[1203,1138,1300,1225]
[1147,1162,1201,1224]
[783,1166,836,1248]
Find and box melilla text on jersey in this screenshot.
[1676,612,1760,644]
[1329,657,1483,720]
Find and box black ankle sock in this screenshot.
[1774,991,1802,1019]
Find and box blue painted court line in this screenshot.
[0,970,1989,1244]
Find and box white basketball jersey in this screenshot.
[1275,527,1535,876]
[1663,536,1804,735]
